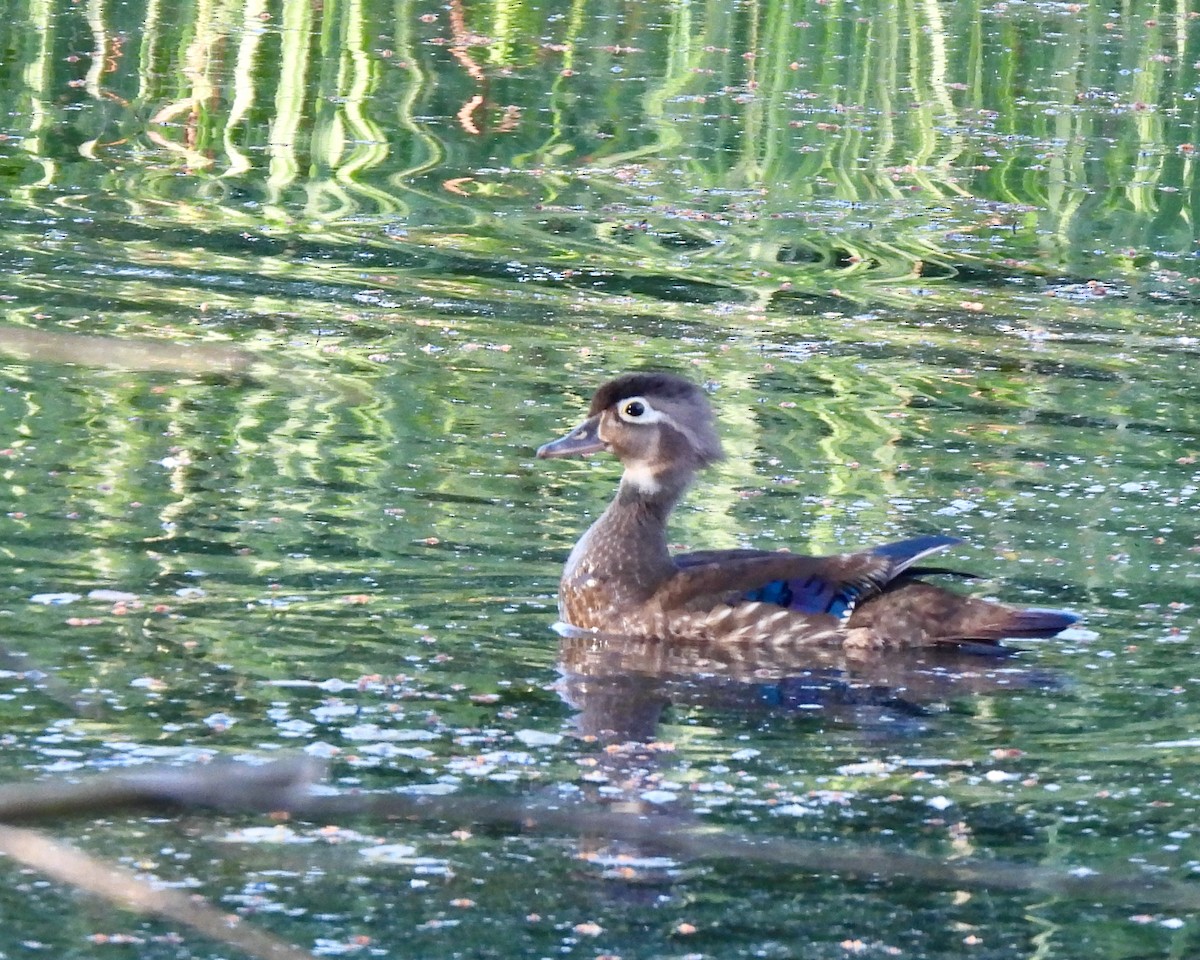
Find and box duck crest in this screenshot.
[537,371,1079,651]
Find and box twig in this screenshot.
[0,824,313,960]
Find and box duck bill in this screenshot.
[536,415,606,458]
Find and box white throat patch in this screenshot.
[621,463,663,495]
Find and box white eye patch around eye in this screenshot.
[616,396,667,423]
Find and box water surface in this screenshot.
[2,0,1200,956]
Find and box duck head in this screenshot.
[537,372,725,496]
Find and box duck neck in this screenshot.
[616,462,693,513]
[564,465,694,593]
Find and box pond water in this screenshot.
[2,0,1200,956]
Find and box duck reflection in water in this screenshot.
[555,622,1063,743]
[537,371,1079,741]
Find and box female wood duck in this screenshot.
[537,371,1078,651]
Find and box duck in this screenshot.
[537,371,1078,651]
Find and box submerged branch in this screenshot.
[0,325,256,375]
[0,640,105,718]
[310,793,1200,911]
[0,757,1197,911]
[0,757,325,822]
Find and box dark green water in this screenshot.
[1,0,1200,956]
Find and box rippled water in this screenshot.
[2,0,1200,956]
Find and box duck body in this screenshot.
[538,372,1078,652]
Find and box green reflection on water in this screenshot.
[1,0,1200,957]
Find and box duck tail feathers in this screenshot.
[870,535,963,576]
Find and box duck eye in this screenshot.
[616,396,656,423]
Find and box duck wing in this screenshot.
[659,535,962,616]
